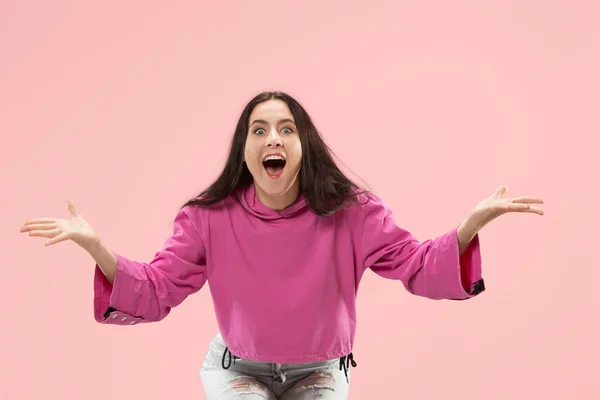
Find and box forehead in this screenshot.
[249,99,294,123]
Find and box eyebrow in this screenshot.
[250,118,296,126]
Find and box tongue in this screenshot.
[265,165,284,176]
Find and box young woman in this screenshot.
[21,91,544,399]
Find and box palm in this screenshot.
[21,200,100,249]
[471,185,544,227]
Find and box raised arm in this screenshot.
[93,207,208,324]
[21,201,208,325]
[360,186,543,300]
[360,194,484,300]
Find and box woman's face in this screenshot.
[244,99,302,207]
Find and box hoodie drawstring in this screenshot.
[222,347,238,369]
[221,347,357,384]
[339,353,357,383]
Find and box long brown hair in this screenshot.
[182,91,367,216]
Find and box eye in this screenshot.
[254,128,266,135]
[281,127,293,134]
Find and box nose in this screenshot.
[265,129,283,148]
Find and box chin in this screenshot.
[257,180,292,196]
[256,171,299,196]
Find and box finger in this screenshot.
[23,218,55,226]
[29,228,61,238]
[506,204,544,215]
[45,232,70,246]
[492,185,509,198]
[21,223,57,233]
[527,206,544,215]
[66,200,80,218]
[511,196,544,204]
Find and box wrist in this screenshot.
[458,214,482,243]
[80,236,102,255]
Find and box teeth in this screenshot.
[263,155,285,162]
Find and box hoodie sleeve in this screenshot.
[361,194,485,300]
[93,207,208,325]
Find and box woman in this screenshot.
[21,91,544,399]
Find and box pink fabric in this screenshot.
[93,183,483,363]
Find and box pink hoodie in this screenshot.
[93,183,484,363]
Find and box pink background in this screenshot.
[2,1,599,399]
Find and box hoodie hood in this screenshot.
[236,183,308,220]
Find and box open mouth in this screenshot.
[262,154,286,178]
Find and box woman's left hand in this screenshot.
[457,185,544,253]
[470,185,544,226]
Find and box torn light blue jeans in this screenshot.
[200,333,355,399]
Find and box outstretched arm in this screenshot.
[361,186,543,300]
[21,202,208,324]
[93,207,208,324]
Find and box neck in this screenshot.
[254,181,300,211]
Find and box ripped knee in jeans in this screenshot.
[226,376,270,398]
[293,371,336,395]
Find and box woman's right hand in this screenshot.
[20,200,101,251]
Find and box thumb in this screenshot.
[492,185,509,198]
[66,200,80,218]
